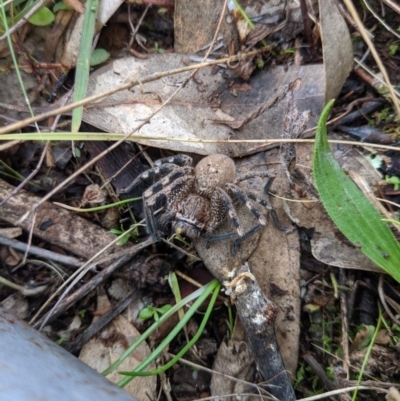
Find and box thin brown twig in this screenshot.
[380,0,400,14]
[0,141,50,208]
[0,236,84,267]
[342,0,400,118]
[0,0,48,41]
[32,244,153,328]
[31,223,142,327]
[339,269,350,377]
[127,3,151,50]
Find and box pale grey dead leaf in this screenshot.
[83,54,324,157]
[320,0,353,102]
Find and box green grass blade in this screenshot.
[313,100,400,283]
[71,0,99,132]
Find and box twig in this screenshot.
[0,236,84,267]
[62,289,141,353]
[33,237,154,328]
[0,0,48,41]
[32,226,150,328]
[342,0,400,118]
[0,141,49,208]
[339,269,350,377]
[127,3,151,49]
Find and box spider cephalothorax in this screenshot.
[120,154,275,241]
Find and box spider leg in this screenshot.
[154,154,193,167]
[270,209,292,233]
[212,188,245,236]
[231,224,262,255]
[143,202,161,241]
[234,170,275,185]
[225,183,268,226]
[203,231,236,249]
[144,176,195,239]
[143,167,194,203]
[119,164,190,194]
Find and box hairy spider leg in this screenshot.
[239,189,273,210]
[231,224,263,255]
[143,202,160,241]
[154,154,193,167]
[143,167,194,201]
[144,175,195,240]
[225,183,267,226]
[270,209,291,232]
[234,170,275,184]
[214,188,245,236]
[204,231,236,249]
[119,163,183,194]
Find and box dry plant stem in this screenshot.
[303,354,340,393]
[0,0,48,41]
[381,0,400,13]
[0,141,49,208]
[127,3,151,49]
[342,0,400,118]
[0,140,22,151]
[363,0,400,39]
[0,48,268,136]
[167,353,270,397]
[194,388,374,401]
[24,211,36,266]
[339,269,350,377]
[378,275,400,326]
[0,236,84,267]
[0,91,71,209]
[160,237,201,261]
[33,237,154,328]
[332,0,358,30]
[33,224,146,328]
[63,289,141,353]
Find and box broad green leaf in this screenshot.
[71,0,99,132]
[90,48,110,66]
[313,100,400,283]
[28,7,55,26]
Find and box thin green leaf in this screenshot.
[28,7,55,26]
[313,100,400,283]
[53,2,74,13]
[71,0,99,132]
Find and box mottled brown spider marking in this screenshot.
[126,153,275,241]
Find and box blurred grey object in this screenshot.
[0,307,139,401]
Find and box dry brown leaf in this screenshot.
[79,289,156,400]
